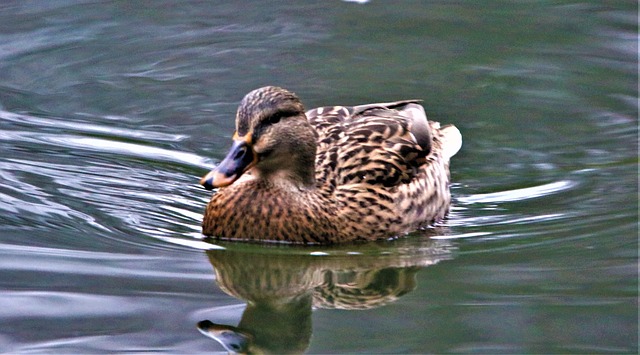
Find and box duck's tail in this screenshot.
[439,125,462,161]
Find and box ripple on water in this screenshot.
[457,180,577,204]
[0,109,213,253]
[444,167,630,248]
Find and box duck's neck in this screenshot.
[253,168,315,190]
[291,149,317,188]
[253,151,317,189]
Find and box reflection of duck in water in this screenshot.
[200,86,462,244]
[198,238,452,354]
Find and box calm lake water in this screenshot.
[0,1,637,353]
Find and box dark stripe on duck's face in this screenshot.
[200,134,257,190]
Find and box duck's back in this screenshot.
[306,101,461,236]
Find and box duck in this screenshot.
[200,86,461,244]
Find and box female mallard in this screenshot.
[200,86,461,244]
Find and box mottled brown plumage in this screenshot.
[200,86,461,244]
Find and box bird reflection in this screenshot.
[198,237,453,354]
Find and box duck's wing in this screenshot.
[306,100,435,188]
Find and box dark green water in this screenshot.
[0,1,637,353]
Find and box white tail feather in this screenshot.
[439,125,462,160]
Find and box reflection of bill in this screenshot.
[198,237,453,354]
[198,320,254,354]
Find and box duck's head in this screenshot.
[200,86,317,190]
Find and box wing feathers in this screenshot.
[307,101,457,189]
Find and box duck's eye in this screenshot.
[261,109,298,130]
[267,113,282,125]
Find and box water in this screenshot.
[0,1,637,353]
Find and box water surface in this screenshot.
[0,1,637,353]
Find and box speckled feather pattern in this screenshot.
[202,88,460,244]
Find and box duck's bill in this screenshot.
[200,138,256,190]
[197,320,252,353]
